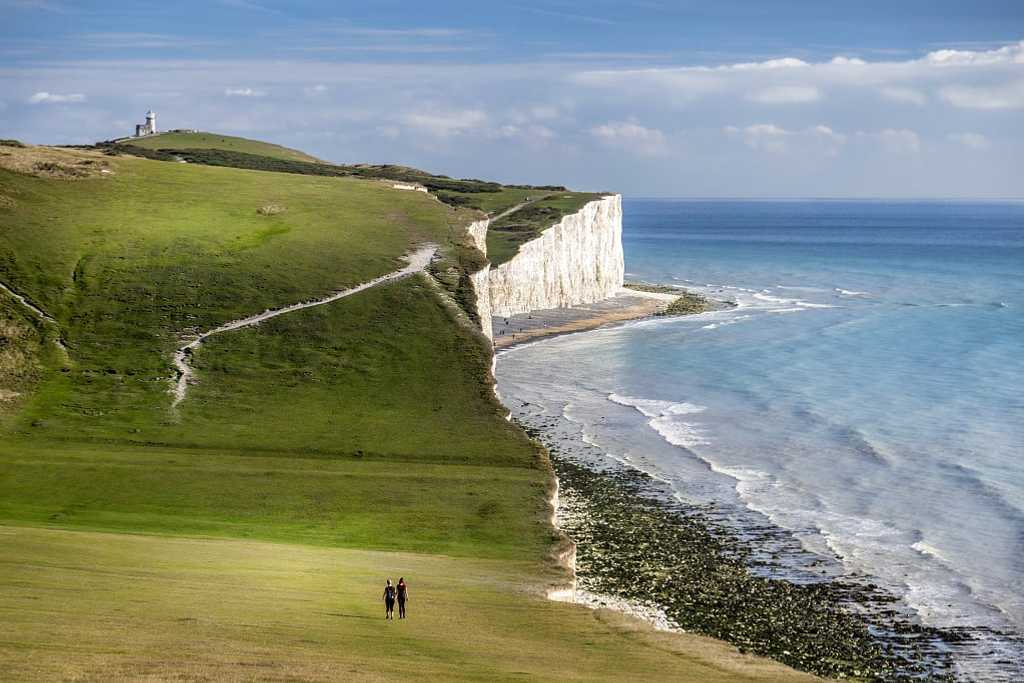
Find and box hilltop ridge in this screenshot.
[126,130,323,163]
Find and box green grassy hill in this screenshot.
[129,131,322,162]
[0,140,812,681]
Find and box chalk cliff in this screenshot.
[470,194,624,338]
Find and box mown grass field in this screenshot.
[0,142,812,680]
[128,131,321,162]
[1,526,817,682]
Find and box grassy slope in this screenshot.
[129,131,321,162]
[0,146,811,680]
[0,154,542,553]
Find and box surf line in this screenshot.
[170,245,437,409]
[0,279,68,354]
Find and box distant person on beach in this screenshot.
[397,577,408,619]
[383,579,396,620]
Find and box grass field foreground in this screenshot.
[0,526,819,682]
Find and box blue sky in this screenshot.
[2,0,1022,197]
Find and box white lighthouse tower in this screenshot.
[135,110,157,137]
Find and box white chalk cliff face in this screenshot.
[466,217,489,256]
[470,194,624,338]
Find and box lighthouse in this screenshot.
[134,110,158,137]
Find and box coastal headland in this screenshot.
[0,134,816,680]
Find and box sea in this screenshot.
[495,199,1024,679]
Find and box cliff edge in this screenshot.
[471,194,625,338]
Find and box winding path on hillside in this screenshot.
[0,279,67,353]
[170,245,437,408]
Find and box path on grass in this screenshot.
[489,193,551,223]
[0,279,67,353]
[171,245,437,408]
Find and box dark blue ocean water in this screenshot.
[496,199,1024,678]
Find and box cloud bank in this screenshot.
[3,39,1022,197]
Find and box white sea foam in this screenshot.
[752,292,836,310]
[649,416,710,449]
[563,400,676,487]
[701,314,752,330]
[777,285,830,293]
[912,540,949,562]
[608,394,710,450]
[835,288,871,297]
[608,393,706,418]
[753,292,789,304]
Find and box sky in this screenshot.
[1,0,1022,198]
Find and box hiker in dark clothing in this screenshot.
[383,579,396,620]
[396,577,408,619]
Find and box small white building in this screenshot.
[134,110,157,137]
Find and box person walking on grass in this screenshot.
[383,579,396,620]
[397,577,409,619]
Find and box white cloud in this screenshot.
[2,38,1021,198]
[811,124,847,145]
[858,128,921,154]
[493,124,557,145]
[333,27,468,38]
[939,80,1024,109]
[78,32,218,49]
[401,108,487,137]
[27,91,85,104]
[725,123,847,154]
[726,123,789,152]
[947,132,991,150]
[224,87,266,97]
[728,57,809,71]
[1,0,67,11]
[590,120,667,155]
[218,0,279,13]
[880,86,926,105]
[924,42,1024,66]
[747,85,821,104]
[577,41,1024,109]
[529,105,560,121]
[507,104,565,125]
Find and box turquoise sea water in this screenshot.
[496,199,1024,678]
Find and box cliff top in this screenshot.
[84,133,606,267]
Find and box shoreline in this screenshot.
[493,287,730,349]
[529,423,963,681]
[492,293,972,681]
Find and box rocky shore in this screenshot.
[518,419,970,681]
